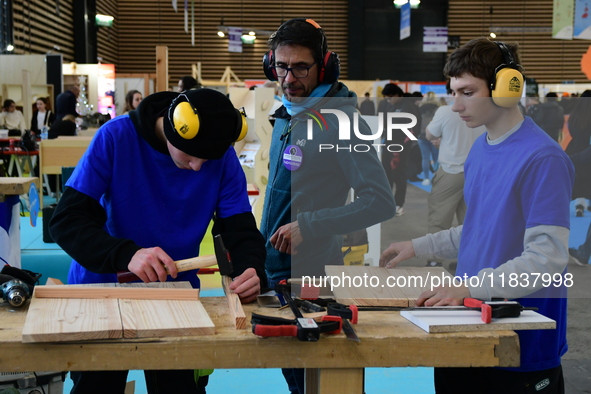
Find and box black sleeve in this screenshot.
[30,112,36,132]
[49,187,141,273]
[211,212,267,288]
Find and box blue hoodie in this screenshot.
[261,82,396,283]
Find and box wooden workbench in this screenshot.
[0,297,520,394]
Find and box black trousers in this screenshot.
[70,370,208,394]
[434,365,564,394]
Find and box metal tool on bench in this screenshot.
[251,280,343,341]
[0,266,41,308]
[295,298,360,341]
[1,279,30,307]
[116,234,233,283]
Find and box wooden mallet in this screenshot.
[116,234,234,283]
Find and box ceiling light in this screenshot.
[249,31,256,36]
[393,0,420,9]
[217,31,225,37]
[241,35,256,44]
[489,32,497,38]
[95,14,114,27]
[6,44,14,51]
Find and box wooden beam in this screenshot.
[221,275,246,329]
[0,177,38,196]
[155,46,169,92]
[22,70,32,125]
[45,277,64,286]
[34,285,200,301]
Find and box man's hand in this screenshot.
[416,284,470,307]
[227,267,260,304]
[270,221,303,255]
[379,241,415,268]
[128,247,178,283]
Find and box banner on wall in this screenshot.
[574,0,591,39]
[400,2,411,40]
[553,0,574,39]
[97,64,115,119]
[423,27,448,52]
[228,27,243,53]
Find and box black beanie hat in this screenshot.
[163,88,243,159]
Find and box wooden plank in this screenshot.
[45,277,64,285]
[5,297,520,371]
[155,46,168,92]
[22,296,122,343]
[39,136,92,174]
[120,298,215,338]
[120,281,214,338]
[317,368,364,394]
[221,275,246,329]
[0,177,38,196]
[22,282,215,343]
[400,310,556,334]
[34,285,200,300]
[325,265,452,307]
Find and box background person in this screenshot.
[0,99,27,135]
[54,86,80,120]
[121,89,142,115]
[178,76,202,92]
[30,97,55,134]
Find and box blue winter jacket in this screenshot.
[261,82,396,283]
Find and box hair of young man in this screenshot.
[180,76,199,91]
[443,38,522,87]
[267,19,326,65]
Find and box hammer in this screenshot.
[116,234,234,283]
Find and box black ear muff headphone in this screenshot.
[262,18,340,84]
[490,42,524,108]
[170,94,248,142]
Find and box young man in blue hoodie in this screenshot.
[380,38,574,393]
[50,88,266,393]
[260,18,396,394]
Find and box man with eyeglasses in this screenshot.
[49,88,266,393]
[260,18,395,394]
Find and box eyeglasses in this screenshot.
[271,63,316,78]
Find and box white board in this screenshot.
[400,309,556,333]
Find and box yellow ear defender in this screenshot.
[172,99,200,140]
[490,42,524,108]
[170,93,248,142]
[235,107,248,141]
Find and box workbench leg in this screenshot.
[305,368,364,394]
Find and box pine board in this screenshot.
[325,266,453,307]
[22,297,122,343]
[119,282,215,338]
[22,282,215,343]
[400,310,556,333]
[120,298,215,338]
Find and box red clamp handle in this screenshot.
[464,298,492,324]
[480,303,492,324]
[253,324,298,337]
